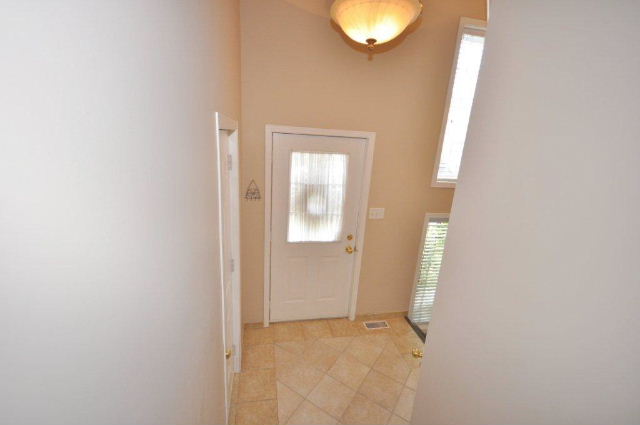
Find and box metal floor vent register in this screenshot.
[362,320,390,330]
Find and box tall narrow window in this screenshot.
[409,214,449,330]
[432,18,486,187]
[287,151,349,242]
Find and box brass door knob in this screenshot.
[345,245,355,254]
[346,234,354,241]
[225,349,232,359]
[411,348,424,358]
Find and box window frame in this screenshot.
[432,17,487,188]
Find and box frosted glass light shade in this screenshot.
[330,0,422,48]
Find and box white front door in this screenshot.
[270,131,367,322]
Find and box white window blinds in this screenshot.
[434,21,486,185]
[409,216,449,324]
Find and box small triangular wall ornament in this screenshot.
[244,179,261,201]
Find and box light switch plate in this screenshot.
[369,208,385,219]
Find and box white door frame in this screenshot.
[263,125,376,327]
[214,112,242,422]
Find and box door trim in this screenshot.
[214,112,241,424]
[263,125,376,327]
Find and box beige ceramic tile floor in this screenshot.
[229,313,425,425]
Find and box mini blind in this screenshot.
[433,19,486,186]
[409,216,449,325]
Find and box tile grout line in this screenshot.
[306,372,357,423]
[240,317,419,425]
[341,337,397,423]
[356,334,420,421]
[351,369,395,421]
[279,372,342,424]
[273,365,280,425]
[278,334,388,424]
[371,341,414,386]
[276,379,303,425]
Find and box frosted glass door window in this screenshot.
[287,152,349,242]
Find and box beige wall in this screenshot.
[1,1,239,423]
[413,0,640,424]
[239,0,486,323]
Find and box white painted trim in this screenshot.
[263,126,272,328]
[215,112,242,371]
[407,212,450,320]
[347,131,375,321]
[264,125,376,326]
[431,17,487,188]
[214,112,241,425]
[228,131,242,375]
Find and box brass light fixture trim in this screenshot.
[330,0,423,50]
[366,38,377,50]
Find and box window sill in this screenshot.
[431,180,457,189]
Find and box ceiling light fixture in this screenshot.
[330,0,423,50]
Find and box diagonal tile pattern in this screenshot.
[394,387,417,421]
[307,374,355,418]
[372,343,411,384]
[358,370,404,410]
[341,393,391,425]
[327,352,370,390]
[230,313,425,425]
[276,382,304,424]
